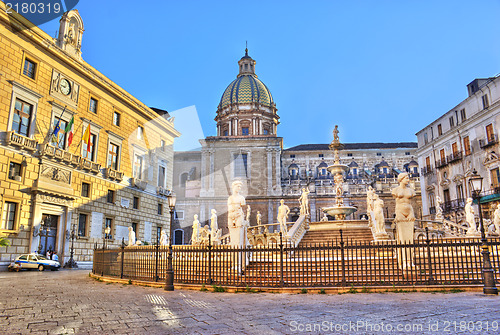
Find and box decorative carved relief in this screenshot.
[452,174,464,184]
[484,151,499,167]
[35,194,73,207]
[40,165,71,184]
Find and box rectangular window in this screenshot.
[89,97,98,114]
[81,182,90,198]
[160,139,166,152]
[491,168,500,188]
[51,117,68,149]
[440,149,446,162]
[457,184,464,200]
[23,58,36,79]
[482,94,489,109]
[234,153,248,178]
[452,142,458,155]
[460,109,466,121]
[113,111,121,126]
[319,154,324,158]
[133,196,139,210]
[82,133,97,161]
[174,210,184,220]
[242,127,249,136]
[463,136,471,155]
[437,124,442,136]
[132,222,138,238]
[263,129,269,135]
[133,154,144,179]
[449,116,455,128]
[224,130,229,136]
[376,153,382,156]
[425,156,431,169]
[1,201,17,230]
[8,162,22,181]
[347,153,353,157]
[12,98,33,137]
[78,213,88,237]
[405,152,410,156]
[423,132,428,144]
[105,218,113,239]
[158,203,163,215]
[290,154,295,158]
[137,126,144,140]
[486,124,495,143]
[158,165,166,188]
[107,143,120,170]
[107,190,115,204]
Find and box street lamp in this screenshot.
[164,192,177,291]
[468,169,498,295]
[64,223,78,268]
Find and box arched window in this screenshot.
[174,229,184,245]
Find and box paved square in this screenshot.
[1,270,499,334]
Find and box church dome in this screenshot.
[219,75,274,109]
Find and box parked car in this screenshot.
[13,253,60,271]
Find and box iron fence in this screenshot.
[93,232,500,288]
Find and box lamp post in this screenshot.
[64,223,78,268]
[468,169,498,295]
[164,192,177,291]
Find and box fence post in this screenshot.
[120,237,125,279]
[155,236,160,282]
[207,234,212,285]
[279,232,284,288]
[425,227,434,284]
[340,229,346,287]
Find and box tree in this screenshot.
[0,235,10,247]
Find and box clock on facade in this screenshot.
[59,78,71,95]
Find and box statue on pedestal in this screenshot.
[128,227,136,247]
[210,209,221,244]
[277,199,290,237]
[366,186,375,228]
[435,195,444,220]
[246,205,251,223]
[494,204,500,236]
[256,211,262,225]
[465,198,479,236]
[191,214,200,244]
[160,230,168,246]
[299,188,310,216]
[227,180,247,246]
[373,194,389,240]
[392,172,416,269]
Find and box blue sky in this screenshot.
[39,0,500,149]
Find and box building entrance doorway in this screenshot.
[38,214,59,256]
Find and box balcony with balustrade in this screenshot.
[5,131,37,151]
[479,134,498,149]
[447,151,463,164]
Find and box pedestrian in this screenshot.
[52,251,58,262]
[46,248,52,259]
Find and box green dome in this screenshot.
[219,75,274,109]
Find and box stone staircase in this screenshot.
[298,227,374,246]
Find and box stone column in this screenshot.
[200,149,208,195]
[259,119,263,134]
[268,199,274,226]
[234,118,238,136]
[266,148,273,195]
[274,148,281,195]
[208,148,215,196]
[229,119,232,136]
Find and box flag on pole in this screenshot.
[82,123,91,154]
[52,119,61,144]
[65,116,75,147]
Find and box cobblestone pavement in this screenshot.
[1,270,500,335]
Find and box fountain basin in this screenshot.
[322,206,357,219]
[327,164,349,175]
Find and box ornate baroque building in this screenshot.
[173,50,421,243]
[416,75,500,224]
[0,8,180,268]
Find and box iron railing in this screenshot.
[93,232,500,288]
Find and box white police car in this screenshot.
[13,253,60,271]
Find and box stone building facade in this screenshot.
[0,8,179,268]
[172,51,421,244]
[416,75,500,223]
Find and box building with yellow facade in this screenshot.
[0,6,180,269]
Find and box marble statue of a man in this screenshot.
[210,209,220,243]
[277,199,290,237]
[256,211,262,225]
[435,195,444,219]
[299,188,310,216]
[160,230,168,246]
[191,214,200,244]
[494,204,500,235]
[465,198,478,236]
[227,180,247,246]
[128,226,136,247]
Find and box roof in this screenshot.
[285,142,418,151]
[150,107,170,117]
[219,74,274,109]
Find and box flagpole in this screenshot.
[44,105,67,145]
[71,118,85,156]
